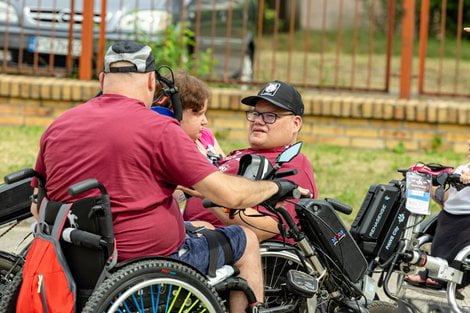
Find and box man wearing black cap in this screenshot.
[184,80,318,243]
[30,42,311,312]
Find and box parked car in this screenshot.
[0,0,256,81]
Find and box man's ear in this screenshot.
[98,72,105,90]
[293,116,303,132]
[148,72,156,92]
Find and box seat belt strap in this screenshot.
[201,229,234,277]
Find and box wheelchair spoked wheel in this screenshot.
[261,242,318,313]
[0,251,23,295]
[82,259,227,313]
[0,268,22,313]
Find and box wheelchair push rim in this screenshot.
[81,259,227,313]
[108,277,223,313]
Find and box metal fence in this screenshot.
[0,0,469,99]
[417,0,470,98]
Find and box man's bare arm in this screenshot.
[193,171,279,209]
[209,206,279,242]
[30,187,39,220]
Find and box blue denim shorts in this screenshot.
[169,225,246,275]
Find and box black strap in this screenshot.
[184,224,234,277]
[109,66,138,73]
[184,223,202,234]
[201,229,234,277]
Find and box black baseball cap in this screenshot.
[103,41,156,73]
[241,80,304,116]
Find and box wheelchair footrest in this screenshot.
[214,276,257,305]
[207,265,238,286]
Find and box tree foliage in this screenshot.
[134,23,214,77]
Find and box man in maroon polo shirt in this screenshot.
[184,80,318,243]
[30,41,309,312]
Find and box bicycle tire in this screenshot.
[81,259,227,313]
[328,300,397,313]
[0,268,22,313]
[261,242,317,313]
[0,252,23,297]
[367,301,398,313]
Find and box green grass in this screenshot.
[253,31,470,94]
[219,138,467,223]
[0,126,43,177]
[1,125,467,225]
[260,31,470,60]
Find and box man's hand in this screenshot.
[263,180,312,208]
[274,186,312,208]
[298,186,313,198]
[176,185,204,198]
[30,188,40,220]
[460,170,470,184]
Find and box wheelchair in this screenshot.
[0,170,227,313]
[350,165,470,313]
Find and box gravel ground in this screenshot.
[0,218,33,254]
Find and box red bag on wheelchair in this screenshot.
[16,202,76,313]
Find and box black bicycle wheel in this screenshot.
[81,259,227,313]
[0,268,22,313]
[261,242,317,313]
[367,301,398,313]
[0,252,23,296]
[328,300,397,313]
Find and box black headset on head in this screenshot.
[95,65,183,122]
[154,65,183,122]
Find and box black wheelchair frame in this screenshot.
[0,168,314,313]
[0,169,229,313]
[354,165,470,313]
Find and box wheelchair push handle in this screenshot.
[446,173,470,186]
[202,198,221,208]
[68,178,108,196]
[434,172,470,191]
[4,168,45,186]
[273,168,298,179]
[325,198,353,215]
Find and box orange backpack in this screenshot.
[16,201,76,313]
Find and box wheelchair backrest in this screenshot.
[43,196,115,309]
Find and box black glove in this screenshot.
[434,186,446,205]
[263,179,300,208]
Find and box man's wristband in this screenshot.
[30,194,38,204]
